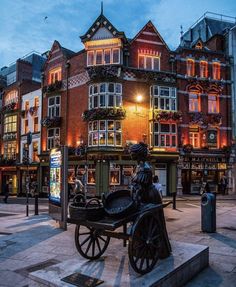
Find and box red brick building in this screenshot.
[176,36,232,194]
[39,13,179,196]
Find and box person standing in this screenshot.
[219,175,228,195]
[153,175,163,197]
[3,181,9,203]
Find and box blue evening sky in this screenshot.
[0,0,236,67]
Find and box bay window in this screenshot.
[151,123,176,147]
[5,90,18,106]
[88,120,122,147]
[151,86,176,111]
[89,83,122,109]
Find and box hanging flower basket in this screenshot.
[82,108,126,121]
[189,112,208,128]
[1,102,17,114]
[183,144,193,153]
[208,113,222,125]
[43,80,62,94]
[41,116,61,128]
[29,106,38,116]
[154,110,182,122]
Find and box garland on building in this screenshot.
[42,80,62,94]
[82,107,126,121]
[154,110,182,121]
[189,112,222,127]
[183,144,193,153]
[41,116,61,128]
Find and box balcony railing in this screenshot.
[41,116,62,128]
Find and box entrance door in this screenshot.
[155,164,167,196]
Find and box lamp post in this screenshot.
[26,131,32,217]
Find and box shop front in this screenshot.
[0,167,18,196]
[18,165,39,196]
[181,153,228,194]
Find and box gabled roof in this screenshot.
[130,20,170,51]
[80,13,126,43]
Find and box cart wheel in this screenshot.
[75,225,110,260]
[128,213,161,274]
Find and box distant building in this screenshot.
[0,52,46,196]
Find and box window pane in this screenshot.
[94,85,98,94]
[99,132,106,145]
[100,121,106,130]
[160,124,170,133]
[100,83,106,93]
[146,57,152,70]
[107,121,114,130]
[92,132,99,145]
[166,135,170,146]
[139,56,144,68]
[160,135,165,146]
[115,121,121,131]
[100,94,105,107]
[108,132,114,144]
[108,83,114,93]
[166,98,170,110]
[89,122,92,131]
[172,135,176,146]
[116,83,122,94]
[56,97,60,104]
[154,134,159,146]
[113,49,120,64]
[93,121,98,131]
[49,98,54,106]
[87,51,94,66]
[89,85,93,95]
[94,95,98,108]
[160,98,165,109]
[154,123,158,132]
[96,50,103,65]
[116,95,121,107]
[160,87,169,97]
[171,99,176,110]
[153,58,160,70]
[172,124,176,133]
[115,133,121,145]
[104,49,111,64]
[108,94,114,106]
[153,86,159,96]
[154,97,159,108]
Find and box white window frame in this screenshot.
[5,90,18,105]
[47,128,60,150]
[151,86,176,111]
[212,62,221,80]
[151,122,177,148]
[49,67,62,84]
[88,120,122,147]
[87,48,121,66]
[189,93,200,112]
[4,115,17,133]
[48,96,61,118]
[189,132,200,148]
[208,94,218,114]
[138,55,160,71]
[4,141,17,159]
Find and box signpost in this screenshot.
[25,131,32,217]
[49,146,68,230]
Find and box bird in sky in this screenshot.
[44,16,48,21]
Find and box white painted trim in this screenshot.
[48,55,63,63]
[142,31,157,36]
[136,39,164,45]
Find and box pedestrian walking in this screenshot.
[153,175,162,197]
[219,175,228,195]
[3,181,9,203]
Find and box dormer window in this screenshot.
[200,61,208,78]
[49,67,62,84]
[213,62,221,80]
[138,54,160,71]
[87,48,120,66]
[5,90,18,106]
[186,59,195,77]
[195,41,203,49]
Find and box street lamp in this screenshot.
[135,94,143,113]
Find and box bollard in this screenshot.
[34,193,39,215]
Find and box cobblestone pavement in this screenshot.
[0,198,235,286]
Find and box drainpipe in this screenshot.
[65,61,70,146]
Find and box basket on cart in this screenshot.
[102,189,139,218]
[69,194,105,221]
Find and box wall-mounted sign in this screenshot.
[207,130,217,147]
[49,148,62,206]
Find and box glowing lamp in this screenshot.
[136,95,143,103]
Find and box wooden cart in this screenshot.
[67,202,171,274]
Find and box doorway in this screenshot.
[155,164,167,196]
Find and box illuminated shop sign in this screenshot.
[49,148,62,205]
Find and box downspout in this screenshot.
[65,61,70,146]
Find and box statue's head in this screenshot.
[129,142,148,162]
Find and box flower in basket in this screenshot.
[82,108,126,121]
[209,113,222,125]
[183,143,193,153]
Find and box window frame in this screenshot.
[4,115,17,133]
[186,59,195,77]
[189,93,200,112]
[151,85,176,111]
[87,48,121,66]
[212,62,221,80]
[48,67,62,84]
[189,132,200,148]
[138,55,160,71]
[47,128,60,150]
[200,61,208,78]
[48,96,61,118]
[151,122,177,148]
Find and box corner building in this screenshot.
[40,13,179,196]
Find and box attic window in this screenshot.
[195,41,203,49]
[49,67,62,84]
[87,48,120,66]
[138,54,160,71]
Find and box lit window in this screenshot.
[34,117,39,132]
[151,122,176,148]
[213,62,221,80]
[34,97,39,107]
[208,94,218,113]
[96,50,103,65]
[87,51,94,66]
[110,164,120,185]
[195,42,203,49]
[151,86,176,111]
[25,101,30,111]
[87,48,120,66]
[112,49,120,64]
[186,59,195,76]
[87,165,96,185]
[89,83,122,109]
[47,128,60,150]
[88,120,122,147]
[138,55,160,71]
[189,93,200,112]
[48,96,60,117]
[49,67,61,84]
[24,119,29,134]
[5,90,18,106]
[200,61,208,78]
[4,141,16,159]
[4,115,17,133]
[189,132,200,148]
[32,141,39,162]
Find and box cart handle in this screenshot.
[85,198,102,208]
[162,201,173,208]
[73,193,86,204]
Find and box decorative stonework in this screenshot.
[61,72,89,90]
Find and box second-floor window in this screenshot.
[89,83,122,109]
[151,123,177,147]
[151,86,176,111]
[212,62,221,80]
[4,115,17,133]
[139,55,160,71]
[48,96,60,117]
[49,67,62,84]
[34,97,39,107]
[200,61,208,78]
[4,141,16,159]
[32,141,39,162]
[186,59,195,76]
[189,93,200,112]
[25,101,29,111]
[88,120,122,147]
[87,48,120,66]
[208,95,218,113]
[47,128,60,150]
[24,119,29,134]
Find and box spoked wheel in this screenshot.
[75,225,110,260]
[128,213,162,274]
